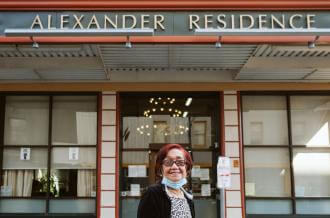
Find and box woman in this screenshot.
[137,143,195,218]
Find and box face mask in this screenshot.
[161,177,187,190]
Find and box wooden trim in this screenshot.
[237,92,246,218]
[115,93,119,218]
[1,36,326,44]
[1,0,330,10]
[0,82,329,92]
[97,93,102,218]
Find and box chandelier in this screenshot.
[137,97,190,136]
[143,97,183,118]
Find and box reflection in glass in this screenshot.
[244,148,291,197]
[4,96,49,145]
[291,96,330,147]
[293,148,330,197]
[242,96,288,145]
[52,96,97,145]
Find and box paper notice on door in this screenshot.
[130,184,141,196]
[201,184,211,196]
[137,165,147,177]
[128,165,138,177]
[200,169,210,181]
[192,165,201,178]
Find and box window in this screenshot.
[120,93,219,218]
[242,94,330,216]
[0,94,98,214]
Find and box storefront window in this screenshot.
[242,95,288,145]
[291,96,330,147]
[120,93,219,218]
[244,148,291,197]
[0,94,97,214]
[242,93,330,216]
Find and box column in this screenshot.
[223,91,245,218]
[99,92,118,218]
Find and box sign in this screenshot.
[20,147,31,160]
[217,156,231,189]
[1,11,330,36]
[69,147,79,160]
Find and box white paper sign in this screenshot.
[69,147,79,160]
[137,165,147,177]
[217,156,231,189]
[218,175,231,189]
[192,165,201,178]
[201,184,211,196]
[129,165,147,177]
[128,165,138,177]
[200,169,210,181]
[130,184,141,196]
[20,148,30,160]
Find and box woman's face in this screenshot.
[162,148,187,182]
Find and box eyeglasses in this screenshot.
[162,159,186,167]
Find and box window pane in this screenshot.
[49,199,95,213]
[246,200,292,214]
[242,96,288,145]
[296,199,330,214]
[4,96,49,145]
[0,199,46,213]
[191,152,214,197]
[293,148,330,197]
[51,147,96,197]
[291,96,330,147]
[244,148,291,197]
[52,96,97,145]
[2,148,48,197]
[122,151,149,197]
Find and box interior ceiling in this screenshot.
[1,43,330,82]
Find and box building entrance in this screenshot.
[119,92,220,218]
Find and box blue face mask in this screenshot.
[161,177,187,190]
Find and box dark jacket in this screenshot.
[137,183,195,218]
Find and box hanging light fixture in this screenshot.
[143,97,184,118]
[137,97,190,136]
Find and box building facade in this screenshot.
[0,1,330,218]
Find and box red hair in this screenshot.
[155,144,193,182]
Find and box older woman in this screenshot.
[137,143,195,218]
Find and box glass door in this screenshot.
[119,92,220,218]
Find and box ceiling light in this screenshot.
[125,36,132,49]
[32,41,39,49]
[183,111,188,117]
[308,41,315,49]
[215,41,221,48]
[185,98,192,106]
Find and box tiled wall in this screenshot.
[100,92,118,218]
[223,91,245,218]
